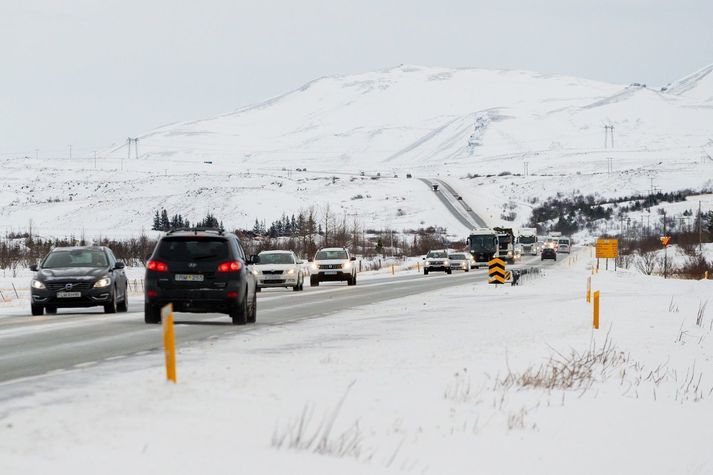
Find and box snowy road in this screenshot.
[0,257,542,386]
[418,178,487,230]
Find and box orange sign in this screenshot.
[660,236,671,247]
[595,239,618,259]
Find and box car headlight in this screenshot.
[31,279,46,289]
[93,277,111,288]
[310,263,318,271]
[343,261,351,270]
[444,259,450,266]
[286,268,295,275]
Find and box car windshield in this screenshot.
[559,239,569,245]
[315,250,348,260]
[519,236,537,244]
[157,237,229,262]
[449,254,465,260]
[427,251,447,258]
[258,253,295,265]
[43,249,108,268]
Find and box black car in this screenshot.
[144,228,257,325]
[30,246,128,316]
[541,247,557,261]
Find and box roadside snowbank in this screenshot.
[1,250,711,474]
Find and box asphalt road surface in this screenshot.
[0,256,552,387]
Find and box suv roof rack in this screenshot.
[167,227,225,236]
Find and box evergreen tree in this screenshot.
[152,210,161,231]
[160,209,170,231]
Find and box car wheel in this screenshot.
[424,269,429,275]
[230,294,248,325]
[117,285,128,312]
[347,275,355,286]
[247,291,257,323]
[446,269,452,275]
[465,267,470,272]
[310,275,319,287]
[144,303,161,324]
[256,287,261,293]
[46,306,57,315]
[293,283,300,291]
[31,305,44,316]
[104,296,117,314]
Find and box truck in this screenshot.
[493,227,516,263]
[466,228,499,268]
[517,227,539,256]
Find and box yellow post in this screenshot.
[417,262,420,272]
[586,276,591,303]
[391,264,395,275]
[162,303,177,383]
[705,271,709,280]
[593,291,600,329]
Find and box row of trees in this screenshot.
[151,209,223,231]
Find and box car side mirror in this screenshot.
[422,257,425,260]
[114,262,125,270]
[308,258,313,263]
[29,264,38,272]
[250,255,259,264]
[350,256,356,261]
[298,260,305,265]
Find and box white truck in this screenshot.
[517,227,539,256]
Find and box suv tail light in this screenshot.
[147,260,169,272]
[217,261,242,272]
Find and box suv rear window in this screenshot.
[157,237,229,262]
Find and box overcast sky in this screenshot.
[1,0,712,156]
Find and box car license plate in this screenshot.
[175,274,204,282]
[57,291,81,298]
[324,271,337,275]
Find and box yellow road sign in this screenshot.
[595,239,618,259]
[488,258,506,284]
[660,236,671,247]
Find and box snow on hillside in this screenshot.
[1,64,713,239]
[664,63,713,102]
[2,252,712,474]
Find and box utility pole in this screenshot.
[69,144,72,160]
[699,200,703,252]
[607,157,613,174]
[134,138,139,159]
[604,125,614,148]
[649,178,655,195]
[94,151,97,169]
[523,161,528,177]
[610,125,614,148]
[663,210,667,279]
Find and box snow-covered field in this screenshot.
[2,250,711,474]
[2,64,713,239]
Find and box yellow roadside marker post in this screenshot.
[586,276,591,303]
[162,303,177,383]
[593,291,600,329]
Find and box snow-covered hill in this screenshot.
[2,64,713,239]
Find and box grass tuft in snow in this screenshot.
[271,381,367,460]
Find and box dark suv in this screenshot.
[29,246,128,315]
[144,229,257,325]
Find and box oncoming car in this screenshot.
[447,253,471,272]
[29,246,128,316]
[309,247,357,286]
[253,250,304,291]
[423,250,451,275]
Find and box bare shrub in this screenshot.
[271,382,365,460]
[495,333,627,392]
[634,252,659,275]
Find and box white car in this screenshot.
[309,247,357,286]
[447,253,471,272]
[253,250,304,291]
